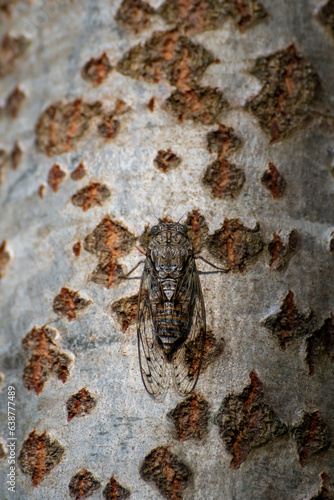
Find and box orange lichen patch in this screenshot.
[140,446,192,500]
[72,241,82,257]
[70,162,87,181]
[22,326,72,395]
[0,240,10,280]
[84,216,136,288]
[71,182,111,211]
[47,163,66,192]
[246,44,319,143]
[318,0,334,37]
[111,294,139,333]
[81,52,112,86]
[4,85,26,118]
[185,209,208,254]
[215,370,288,469]
[103,475,131,500]
[18,430,65,487]
[202,124,244,197]
[153,149,181,173]
[167,393,209,441]
[263,291,316,349]
[115,0,154,33]
[148,97,155,111]
[53,287,92,322]
[0,32,30,77]
[268,230,299,271]
[261,162,286,199]
[69,469,101,500]
[35,99,102,156]
[38,184,46,199]
[292,412,331,467]
[66,388,97,422]
[206,219,264,271]
[306,314,334,376]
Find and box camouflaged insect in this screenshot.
[136,221,206,400]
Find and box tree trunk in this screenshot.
[1,0,334,499]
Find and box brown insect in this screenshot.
[125,220,227,400]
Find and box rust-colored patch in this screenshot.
[10,140,22,170]
[66,387,97,422]
[310,471,333,500]
[71,182,111,211]
[140,446,192,500]
[18,430,65,487]
[148,97,155,111]
[318,0,334,38]
[0,240,10,280]
[306,315,334,376]
[268,229,299,271]
[115,0,154,33]
[103,476,131,500]
[261,162,286,199]
[70,162,87,181]
[0,32,30,77]
[263,290,316,349]
[81,52,112,86]
[47,163,66,192]
[186,209,208,254]
[246,44,319,143]
[69,469,101,500]
[292,411,331,467]
[202,124,245,198]
[72,241,82,257]
[206,219,264,271]
[111,294,139,333]
[167,393,210,441]
[38,184,46,199]
[215,370,288,469]
[84,216,136,288]
[22,326,72,395]
[53,287,92,322]
[4,85,26,119]
[154,149,181,173]
[35,99,102,156]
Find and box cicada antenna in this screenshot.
[177,211,187,223]
[149,212,160,222]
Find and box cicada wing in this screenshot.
[172,263,206,397]
[137,263,168,400]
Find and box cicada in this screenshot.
[125,220,226,400]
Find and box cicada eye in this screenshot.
[151,225,159,235]
[179,224,188,234]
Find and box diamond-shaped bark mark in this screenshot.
[47,163,66,192]
[69,469,101,500]
[206,124,241,156]
[268,229,299,271]
[84,216,136,288]
[261,162,286,199]
[18,430,65,487]
[71,182,111,211]
[292,411,331,467]
[184,329,225,377]
[215,370,288,469]
[4,85,26,119]
[35,99,102,156]
[318,0,334,38]
[70,162,87,181]
[140,446,192,500]
[22,326,72,395]
[0,33,30,77]
[310,472,333,500]
[81,52,112,86]
[66,388,97,422]
[97,99,127,140]
[206,219,264,271]
[115,0,155,33]
[306,315,334,376]
[0,240,10,280]
[167,393,210,441]
[246,44,319,143]
[186,209,208,254]
[158,0,267,34]
[53,287,92,322]
[263,291,316,349]
[154,149,181,173]
[103,476,130,500]
[111,294,139,333]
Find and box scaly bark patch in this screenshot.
[292,412,331,467]
[71,182,111,211]
[261,162,286,199]
[103,476,131,500]
[186,209,209,254]
[115,0,155,33]
[310,471,333,500]
[70,162,87,181]
[167,393,210,441]
[154,149,181,173]
[66,388,97,422]
[306,315,334,376]
[111,294,139,333]
[81,52,113,86]
[268,230,299,271]
[53,287,92,321]
[69,469,101,499]
[47,163,66,192]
